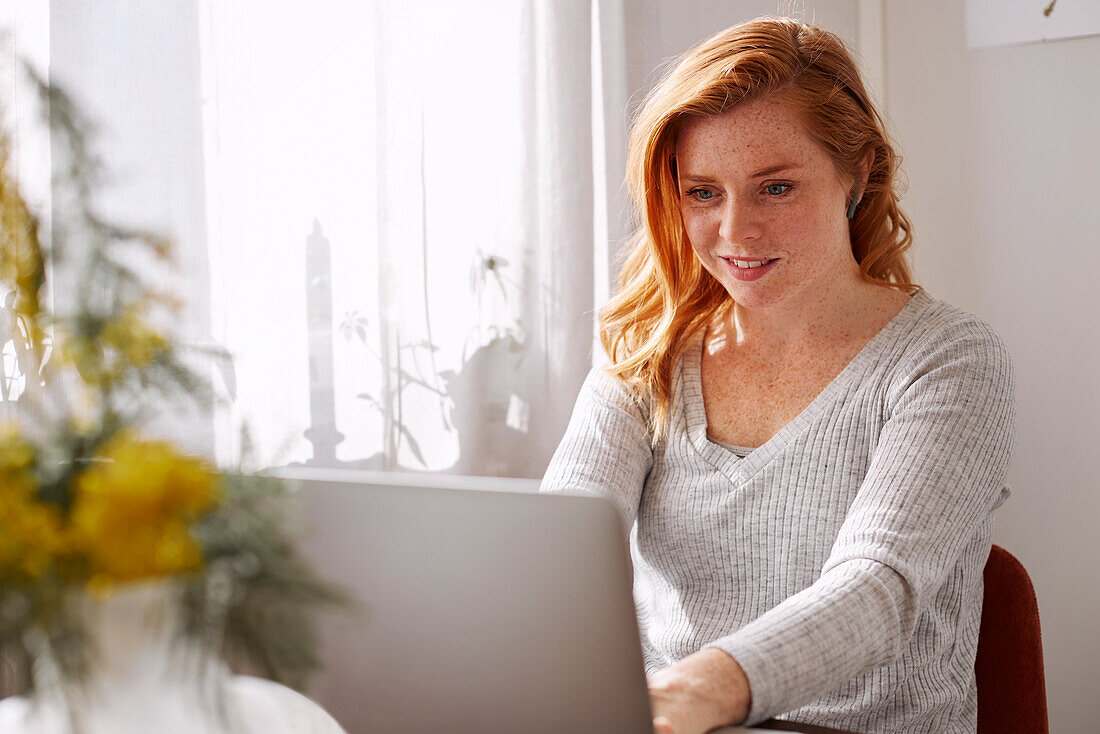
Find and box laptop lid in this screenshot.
[284,469,655,734]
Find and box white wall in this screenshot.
[884,2,1100,731]
[631,1,1097,730]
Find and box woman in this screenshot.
[540,17,1015,734]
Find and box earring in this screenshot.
[846,189,862,220]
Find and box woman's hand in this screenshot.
[648,648,752,734]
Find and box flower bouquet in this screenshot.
[0,62,345,733]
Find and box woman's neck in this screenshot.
[722,272,906,358]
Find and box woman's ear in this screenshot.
[859,149,876,189]
[846,152,876,220]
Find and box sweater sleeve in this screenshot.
[708,318,1017,724]
[539,367,654,536]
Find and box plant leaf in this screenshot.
[398,425,427,467]
[356,393,383,413]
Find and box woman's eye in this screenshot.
[686,188,715,201]
[764,183,792,196]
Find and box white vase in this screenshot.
[0,582,346,734]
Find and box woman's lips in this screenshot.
[722,257,778,282]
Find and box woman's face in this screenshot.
[675,96,858,311]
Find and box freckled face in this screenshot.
[675,97,857,310]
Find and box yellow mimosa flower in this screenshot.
[0,426,69,579]
[70,433,220,582]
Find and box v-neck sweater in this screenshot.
[539,290,1016,733]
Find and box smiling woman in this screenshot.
[541,16,1016,734]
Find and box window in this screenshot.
[6,1,620,478]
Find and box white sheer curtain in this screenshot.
[0,1,49,409]
[10,0,630,479]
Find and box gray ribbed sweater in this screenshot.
[539,291,1016,733]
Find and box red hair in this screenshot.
[601,17,918,440]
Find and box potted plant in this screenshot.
[0,59,346,734]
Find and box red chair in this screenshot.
[975,545,1049,734]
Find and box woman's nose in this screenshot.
[718,197,763,244]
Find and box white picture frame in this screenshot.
[966,0,1100,49]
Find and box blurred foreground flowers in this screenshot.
[0,59,343,705]
[1,428,219,586]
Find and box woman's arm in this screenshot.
[539,367,654,535]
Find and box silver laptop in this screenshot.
[284,469,778,734]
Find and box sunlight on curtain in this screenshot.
[199,1,381,468]
[370,1,530,473]
[5,0,612,478]
[201,0,592,476]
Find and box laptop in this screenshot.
[283,468,782,733]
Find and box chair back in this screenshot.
[975,544,1049,734]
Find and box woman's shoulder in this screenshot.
[880,289,1015,398]
[888,289,1011,359]
[579,362,654,421]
